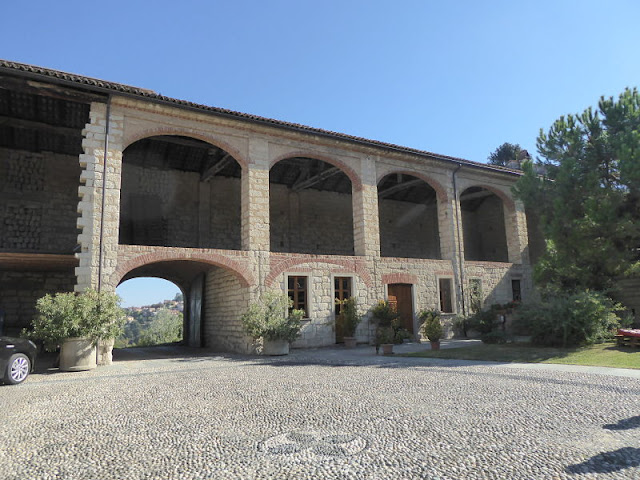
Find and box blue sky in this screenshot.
[4,1,638,306]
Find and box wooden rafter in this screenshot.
[292,167,341,192]
[378,178,423,198]
[0,115,82,137]
[201,154,232,182]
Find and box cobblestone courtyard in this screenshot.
[1,346,639,479]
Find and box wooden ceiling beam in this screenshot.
[0,75,105,103]
[0,115,82,138]
[292,167,341,192]
[201,154,232,182]
[459,190,495,202]
[378,178,423,198]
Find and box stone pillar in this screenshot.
[353,157,380,257]
[75,102,124,292]
[447,173,466,314]
[241,138,270,252]
[505,199,529,265]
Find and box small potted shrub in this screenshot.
[242,292,305,355]
[371,300,400,354]
[419,309,444,350]
[27,289,126,371]
[376,326,395,355]
[337,297,361,348]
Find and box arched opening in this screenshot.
[116,278,184,348]
[377,173,441,259]
[115,258,251,352]
[119,135,242,249]
[270,156,354,255]
[460,187,508,262]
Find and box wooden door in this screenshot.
[387,284,414,333]
[334,277,352,343]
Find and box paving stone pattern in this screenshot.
[1,350,639,479]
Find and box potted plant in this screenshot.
[337,297,361,348]
[419,309,444,350]
[242,292,305,355]
[27,289,126,371]
[371,300,400,354]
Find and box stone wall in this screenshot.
[203,267,251,353]
[0,269,76,335]
[462,195,508,262]
[269,185,354,255]
[378,198,440,259]
[0,148,81,253]
[119,164,241,249]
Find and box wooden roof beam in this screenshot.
[201,154,232,182]
[0,115,82,138]
[292,167,341,192]
[378,178,423,198]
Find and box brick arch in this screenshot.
[460,184,515,212]
[269,151,362,192]
[381,273,419,285]
[123,127,248,169]
[112,251,255,288]
[376,170,448,203]
[265,257,372,287]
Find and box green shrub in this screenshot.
[370,300,399,327]
[466,308,500,335]
[481,331,508,344]
[419,309,444,342]
[242,292,305,343]
[375,326,395,345]
[26,289,125,351]
[513,290,622,347]
[336,297,362,337]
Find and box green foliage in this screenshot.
[27,289,125,351]
[394,328,412,344]
[513,88,640,292]
[242,292,304,343]
[466,308,501,335]
[480,331,508,344]
[375,326,395,345]
[135,309,183,347]
[513,290,623,348]
[336,297,362,337]
[419,309,444,342]
[370,300,400,327]
[487,142,528,168]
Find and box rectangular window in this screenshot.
[334,277,352,317]
[439,278,454,313]
[511,279,522,302]
[288,276,308,317]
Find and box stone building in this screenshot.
[0,60,536,352]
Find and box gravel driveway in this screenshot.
[1,345,639,479]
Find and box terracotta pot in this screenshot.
[343,337,357,348]
[60,337,97,371]
[263,338,290,355]
[430,341,440,351]
[381,343,394,355]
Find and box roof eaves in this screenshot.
[0,59,522,177]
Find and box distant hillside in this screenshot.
[117,298,184,348]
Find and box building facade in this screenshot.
[0,61,535,352]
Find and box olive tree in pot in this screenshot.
[242,292,305,355]
[371,300,400,355]
[27,289,125,371]
[337,297,362,348]
[419,309,444,350]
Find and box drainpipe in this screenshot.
[452,164,466,317]
[97,96,111,293]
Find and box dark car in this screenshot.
[1,337,38,385]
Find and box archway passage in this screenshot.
[120,135,242,250]
[378,173,441,259]
[116,278,184,348]
[460,187,508,262]
[270,157,354,255]
[116,259,251,351]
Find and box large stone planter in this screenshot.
[263,339,289,356]
[60,337,97,371]
[343,336,357,348]
[97,338,115,366]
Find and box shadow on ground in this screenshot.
[565,447,640,474]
